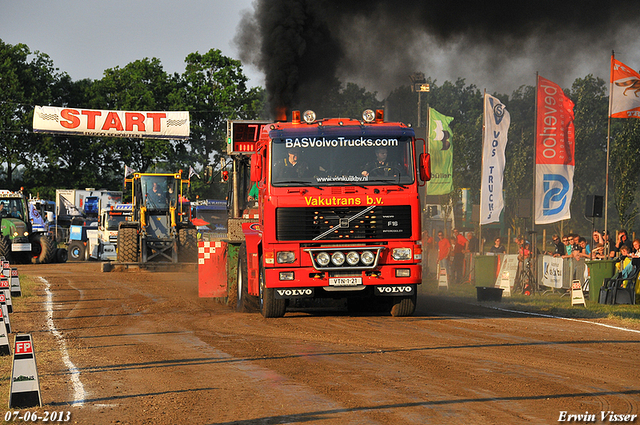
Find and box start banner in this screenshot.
[33,106,189,139]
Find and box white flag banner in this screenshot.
[480,93,510,225]
[33,106,190,139]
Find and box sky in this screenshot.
[0,0,264,86]
[3,0,640,102]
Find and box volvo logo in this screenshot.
[375,286,414,295]
[275,288,314,299]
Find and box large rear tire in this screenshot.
[0,236,12,263]
[259,260,285,318]
[31,234,56,264]
[117,226,139,263]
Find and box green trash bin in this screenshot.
[586,260,616,302]
[474,255,498,287]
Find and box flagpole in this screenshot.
[604,51,614,255]
[479,89,486,254]
[532,73,539,233]
[532,72,539,292]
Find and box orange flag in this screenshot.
[610,56,640,118]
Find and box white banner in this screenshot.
[33,106,189,139]
[534,164,574,224]
[480,94,510,225]
[540,255,563,288]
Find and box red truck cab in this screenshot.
[237,109,430,317]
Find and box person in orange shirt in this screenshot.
[437,231,451,279]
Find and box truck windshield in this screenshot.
[140,176,178,211]
[271,136,415,186]
[106,215,128,231]
[0,198,25,219]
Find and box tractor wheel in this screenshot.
[31,234,57,264]
[117,227,139,263]
[178,227,197,263]
[0,236,12,263]
[56,248,68,263]
[68,241,85,262]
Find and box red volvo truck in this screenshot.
[227,109,430,317]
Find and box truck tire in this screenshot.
[236,242,258,312]
[259,260,285,318]
[0,236,12,263]
[390,291,417,317]
[117,227,139,263]
[68,241,85,262]
[178,227,197,262]
[31,234,56,264]
[56,248,68,263]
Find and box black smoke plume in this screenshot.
[235,0,640,116]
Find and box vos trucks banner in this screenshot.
[480,93,510,225]
[535,76,575,225]
[33,106,190,139]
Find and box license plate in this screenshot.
[329,277,362,286]
[12,243,31,252]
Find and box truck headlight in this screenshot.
[331,251,345,266]
[346,251,360,266]
[277,251,296,264]
[316,252,330,266]
[392,248,412,261]
[361,250,375,266]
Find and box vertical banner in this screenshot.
[426,108,454,195]
[480,94,510,225]
[535,76,575,224]
[610,55,640,118]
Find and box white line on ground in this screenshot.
[487,304,640,334]
[41,276,86,406]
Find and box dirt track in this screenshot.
[4,262,640,424]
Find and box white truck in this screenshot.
[68,204,132,261]
[56,189,123,226]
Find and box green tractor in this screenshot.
[117,172,197,264]
[0,190,56,264]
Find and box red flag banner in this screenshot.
[610,56,640,118]
[535,76,575,224]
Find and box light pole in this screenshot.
[409,72,429,127]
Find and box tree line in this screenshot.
[1,39,638,236]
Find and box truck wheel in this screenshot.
[178,228,197,262]
[0,237,12,263]
[236,243,258,312]
[68,241,85,262]
[390,291,417,317]
[56,248,68,263]
[117,227,139,263]
[31,234,56,264]
[259,260,285,318]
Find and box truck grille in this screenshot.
[276,206,411,241]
